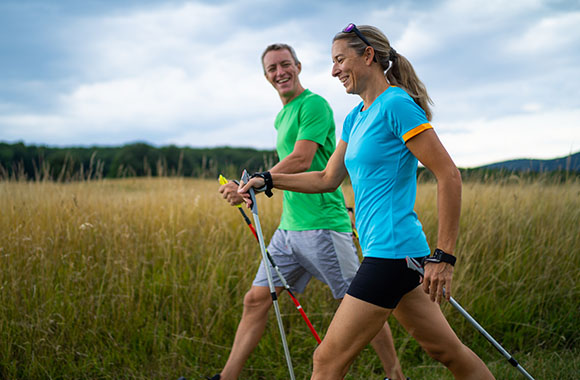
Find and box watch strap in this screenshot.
[424,248,456,266]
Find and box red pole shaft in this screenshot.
[238,204,321,344]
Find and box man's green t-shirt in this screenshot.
[274,89,352,232]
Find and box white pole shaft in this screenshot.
[406,257,534,380]
[252,213,295,380]
[449,297,535,380]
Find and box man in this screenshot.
[211,44,406,380]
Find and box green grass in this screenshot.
[0,177,578,379]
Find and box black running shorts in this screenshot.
[346,256,425,309]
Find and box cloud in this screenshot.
[2,2,285,145]
[0,0,578,167]
[504,11,580,57]
[2,1,350,148]
[438,107,579,167]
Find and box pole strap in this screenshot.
[250,171,274,197]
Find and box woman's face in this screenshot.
[331,39,366,95]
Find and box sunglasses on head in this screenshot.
[342,23,377,62]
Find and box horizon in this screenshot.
[2,139,579,169]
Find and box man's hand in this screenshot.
[422,262,454,304]
[219,181,245,206]
[346,207,359,242]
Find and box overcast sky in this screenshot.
[1,0,579,167]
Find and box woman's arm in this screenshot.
[406,129,462,303]
[219,139,319,206]
[239,140,349,200]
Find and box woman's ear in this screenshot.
[364,46,375,65]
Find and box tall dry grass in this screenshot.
[0,177,578,379]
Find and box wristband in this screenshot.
[424,248,456,267]
[250,171,273,198]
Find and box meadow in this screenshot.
[0,177,578,379]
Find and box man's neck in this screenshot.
[280,86,305,106]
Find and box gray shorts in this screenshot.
[253,229,360,299]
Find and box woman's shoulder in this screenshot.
[380,86,421,113]
[382,86,414,104]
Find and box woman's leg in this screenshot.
[369,321,405,380]
[311,294,393,380]
[393,286,495,380]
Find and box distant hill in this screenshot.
[477,151,580,172]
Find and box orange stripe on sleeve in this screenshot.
[402,123,432,142]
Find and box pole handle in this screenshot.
[241,170,258,214]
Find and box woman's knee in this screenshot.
[312,342,350,379]
[312,345,328,368]
[312,344,335,375]
[423,340,465,367]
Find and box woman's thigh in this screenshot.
[315,294,393,369]
[393,286,463,359]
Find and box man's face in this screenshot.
[263,49,302,100]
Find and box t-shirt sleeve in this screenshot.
[390,95,432,142]
[296,95,333,145]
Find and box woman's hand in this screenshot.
[422,262,454,304]
[237,176,266,208]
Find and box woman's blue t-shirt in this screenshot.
[341,86,432,259]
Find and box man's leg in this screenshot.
[219,285,283,380]
[218,229,302,379]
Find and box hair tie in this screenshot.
[390,48,398,62]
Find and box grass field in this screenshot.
[0,177,578,379]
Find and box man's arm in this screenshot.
[269,139,319,174]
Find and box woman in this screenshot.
[239,24,495,380]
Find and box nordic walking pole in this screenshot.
[406,257,536,380]
[241,170,295,380]
[219,175,322,344]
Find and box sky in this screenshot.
[0,0,579,168]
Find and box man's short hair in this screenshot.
[261,43,300,73]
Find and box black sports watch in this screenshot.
[250,171,274,198]
[424,248,456,267]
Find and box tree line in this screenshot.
[0,142,278,181]
[1,141,577,183]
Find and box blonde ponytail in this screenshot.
[387,52,433,121]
